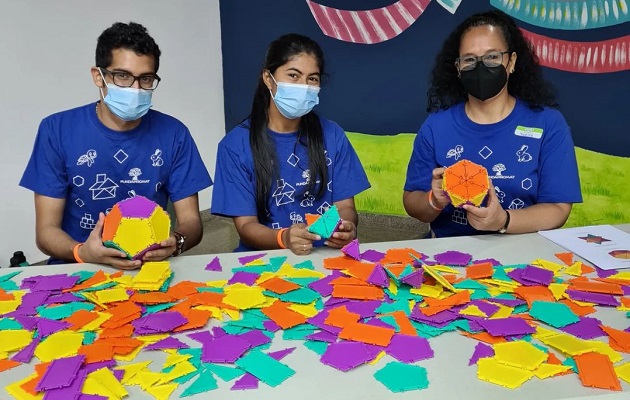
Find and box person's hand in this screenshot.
[143,235,177,262]
[285,224,320,256]
[79,213,141,270]
[325,220,356,249]
[430,167,450,209]
[462,184,507,232]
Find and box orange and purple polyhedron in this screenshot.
[102,196,171,260]
[442,159,489,208]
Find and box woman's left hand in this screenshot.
[462,185,507,232]
[325,220,356,248]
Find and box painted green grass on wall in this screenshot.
[347,132,630,227]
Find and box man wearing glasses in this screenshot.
[20,22,212,269]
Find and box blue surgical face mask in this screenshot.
[269,74,320,119]
[99,70,153,121]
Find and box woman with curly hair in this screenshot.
[403,10,581,237]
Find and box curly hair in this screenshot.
[96,22,161,72]
[426,10,557,112]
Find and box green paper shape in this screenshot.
[562,357,578,373]
[492,267,513,282]
[196,287,224,293]
[0,318,23,330]
[307,205,340,239]
[379,315,401,332]
[172,370,199,385]
[144,302,177,315]
[235,350,295,387]
[285,277,320,287]
[269,256,287,270]
[277,287,320,304]
[283,325,318,341]
[315,298,324,310]
[0,270,22,283]
[454,279,488,290]
[83,331,96,345]
[70,270,95,284]
[179,348,202,369]
[0,281,19,291]
[181,368,217,396]
[79,282,118,292]
[494,293,517,300]
[470,290,491,300]
[37,302,95,320]
[293,260,315,270]
[303,340,329,355]
[222,325,250,335]
[204,363,245,381]
[375,299,410,315]
[513,305,530,314]
[530,301,579,328]
[232,265,277,275]
[374,362,429,392]
[103,240,132,259]
[398,264,415,279]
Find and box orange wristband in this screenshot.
[73,243,85,263]
[428,190,444,211]
[276,228,288,249]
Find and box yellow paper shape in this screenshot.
[255,272,276,284]
[563,262,583,276]
[288,302,319,317]
[5,373,44,400]
[530,259,564,273]
[206,280,228,288]
[135,334,169,344]
[196,305,224,320]
[489,304,513,319]
[0,329,33,353]
[486,287,502,297]
[387,280,398,295]
[159,360,196,384]
[477,357,535,389]
[34,331,83,362]
[480,279,520,292]
[538,333,596,356]
[614,362,630,384]
[548,283,568,301]
[459,305,487,317]
[80,292,107,309]
[222,308,241,320]
[138,371,166,390]
[163,353,192,369]
[584,340,623,363]
[533,326,559,340]
[534,363,572,379]
[570,299,597,307]
[111,274,133,287]
[132,261,171,290]
[146,383,178,400]
[245,258,267,266]
[79,311,112,332]
[410,284,443,299]
[84,368,128,399]
[609,271,630,280]
[432,265,460,274]
[0,298,22,315]
[276,264,325,279]
[223,284,266,309]
[115,360,153,384]
[493,341,547,370]
[114,343,146,362]
[95,288,130,304]
[368,351,386,365]
[149,207,171,243]
[423,264,457,292]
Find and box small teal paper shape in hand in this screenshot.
[307,205,341,239]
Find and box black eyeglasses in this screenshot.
[99,68,161,90]
[456,51,511,71]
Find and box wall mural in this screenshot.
[220,0,630,226]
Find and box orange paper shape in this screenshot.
[100,324,134,339]
[67,270,107,292]
[64,309,100,331]
[0,359,21,373]
[258,277,301,294]
[574,352,622,391]
[601,325,630,352]
[167,281,205,298]
[79,341,116,364]
[338,322,395,347]
[331,284,384,300]
[173,309,212,332]
[554,252,574,266]
[569,280,624,295]
[442,159,489,207]
[559,299,596,317]
[514,286,556,307]
[305,213,319,226]
[466,262,493,279]
[261,301,308,329]
[461,331,506,344]
[388,311,417,336]
[381,248,424,265]
[324,306,361,328]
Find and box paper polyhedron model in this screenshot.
[102,196,171,260]
[307,205,342,239]
[442,159,489,207]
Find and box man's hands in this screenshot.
[78,213,141,270]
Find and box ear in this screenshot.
[508,52,517,74]
[262,70,274,91]
[91,67,105,88]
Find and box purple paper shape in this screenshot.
[43,293,84,305]
[16,291,51,314]
[559,317,606,339]
[13,315,39,330]
[32,275,80,292]
[11,336,41,363]
[521,265,554,286]
[131,243,162,261]
[212,326,227,338]
[343,300,382,319]
[593,265,618,278]
[308,311,343,335]
[82,360,116,374]
[118,195,156,218]
[400,268,424,288]
[205,256,222,271]
[145,336,190,350]
[132,311,188,334]
[112,369,124,381]
[308,273,338,297]
[231,372,259,390]
[305,330,338,343]
[21,274,65,290]
[43,369,87,400]
[565,290,620,306]
[468,300,501,317]
[473,258,502,267]
[320,341,377,371]
[238,253,267,265]
[410,307,459,326]
[361,249,385,263]
[385,334,434,363]
[324,297,350,308]
[37,355,85,391]
[478,318,536,337]
[341,239,361,260]
[367,263,389,288]
[238,330,272,348]
[38,318,71,337]
[263,320,282,332]
[201,334,252,363]
[434,250,472,266]
[228,271,259,286]
[506,268,539,287]
[468,342,495,365]
[268,347,296,360]
[622,286,630,296]
[187,330,214,345]
[77,395,107,400]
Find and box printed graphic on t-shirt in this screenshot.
[120,168,150,184]
[509,198,525,209]
[516,145,533,162]
[522,178,533,191]
[289,211,304,224]
[114,149,128,164]
[151,149,164,167]
[490,164,515,180]
[287,153,300,167]
[73,176,85,187]
[89,174,118,200]
[80,213,97,230]
[327,181,333,192]
[452,208,468,225]
[446,145,464,160]
[77,149,97,167]
[324,151,332,166]
[75,198,84,207]
[317,202,332,215]
[479,146,493,159]
[272,222,281,229]
[300,191,315,207]
[494,186,506,203]
[272,179,296,206]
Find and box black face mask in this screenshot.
[460,63,508,101]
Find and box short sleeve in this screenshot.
[404,121,436,192]
[330,124,371,202]
[165,127,213,202]
[537,112,582,203]
[211,140,258,217]
[19,118,68,198]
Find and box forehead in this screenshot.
[278,52,320,73]
[459,25,508,55]
[108,48,156,73]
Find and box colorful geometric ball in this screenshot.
[442,159,489,208]
[102,196,171,260]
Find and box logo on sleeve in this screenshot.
[514,126,543,139]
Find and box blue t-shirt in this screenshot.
[211,116,370,251]
[20,102,213,253]
[404,99,582,237]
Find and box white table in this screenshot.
[1,226,629,400]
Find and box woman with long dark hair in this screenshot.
[212,34,370,254]
[404,10,581,237]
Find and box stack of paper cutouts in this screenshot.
[442,159,489,207]
[307,205,342,239]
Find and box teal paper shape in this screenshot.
[82,331,96,345]
[293,260,315,270]
[277,287,320,304]
[283,325,318,340]
[204,363,245,382]
[303,340,328,355]
[470,290,491,300]
[269,256,287,270]
[374,362,429,392]
[0,280,19,291]
[37,302,95,320]
[181,368,218,396]
[143,302,177,315]
[285,277,319,287]
[492,267,513,282]
[379,315,401,332]
[0,270,22,283]
[307,205,341,239]
[0,318,23,330]
[70,270,95,284]
[530,301,579,328]
[562,357,578,373]
[454,279,488,290]
[235,350,296,387]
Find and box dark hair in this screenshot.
[96,22,161,72]
[247,33,328,222]
[427,10,557,112]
